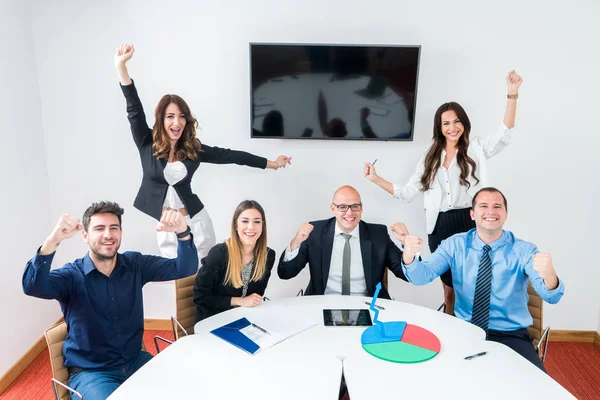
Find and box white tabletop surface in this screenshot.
[344,340,576,399]
[108,334,342,400]
[111,295,573,399]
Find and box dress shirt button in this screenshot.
[112,297,115,301]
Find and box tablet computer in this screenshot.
[323,309,373,327]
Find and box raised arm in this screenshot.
[22,214,83,300]
[503,70,523,129]
[278,223,313,279]
[115,44,152,149]
[114,44,133,86]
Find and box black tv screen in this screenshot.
[250,43,420,141]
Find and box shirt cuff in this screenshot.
[33,247,56,269]
[283,246,299,262]
[392,183,401,199]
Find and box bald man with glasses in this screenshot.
[278,185,409,299]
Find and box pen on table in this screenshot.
[464,351,487,360]
[251,323,270,335]
[364,301,385,310]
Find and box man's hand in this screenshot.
[532,253,558,289]
[157,209,189,239]
[390,222,409,244]
[40,214,83,255]
[402,234,423,265]
[290,223,314,251]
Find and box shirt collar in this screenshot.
[334,223,360,240]
[468,229,508,252]
[82,252,127,275]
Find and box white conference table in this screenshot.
[108,333,342,399]
[344,341,575,399]
[110,295,574,399]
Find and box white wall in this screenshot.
[4,1,595,375]
[0,0,58,377]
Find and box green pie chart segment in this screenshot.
[363,340,438,363]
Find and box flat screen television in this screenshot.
[250,43,421,141]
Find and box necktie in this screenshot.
[471,244,493,331]
[341,233,352,295]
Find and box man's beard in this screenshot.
[90,242,120,261]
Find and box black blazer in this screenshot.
[120,81,268,220]
[277,218,407,299]
[193,243,275,322]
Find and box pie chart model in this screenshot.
[361,321,441,363]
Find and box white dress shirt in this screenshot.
[162,161,187,209]
[284,224,367,295]
[437,152,472,212]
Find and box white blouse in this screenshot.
[392,123,515,234]
[162,161,187,209]
[437,152,473,212]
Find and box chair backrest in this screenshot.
[44,322,70,400]
[526,281,543,346]
[175,273,198,339]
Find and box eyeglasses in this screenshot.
[332,203,362,212]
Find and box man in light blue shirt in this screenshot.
[401,187,563,371]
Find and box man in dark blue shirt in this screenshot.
[23,201,198,400]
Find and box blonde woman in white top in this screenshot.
[364,70,523,314]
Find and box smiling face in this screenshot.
[330,186,362,233]
[163,103,187,145]
[236,208,263,249]
[440,110,464,145]
[82,213,122,261]
[470,191,508,237]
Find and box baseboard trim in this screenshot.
[145,318,172,331]
[595,331,600,348]
[0,318,172,395]
[549,330,596,343]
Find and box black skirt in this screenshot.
[427,207,475,287]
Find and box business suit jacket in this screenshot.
[120,81,268,221]
[278,218,407,299]
[193,243,275,322]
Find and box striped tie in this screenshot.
[471,244,493,331]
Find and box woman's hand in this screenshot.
[115,44,135,67]
[233,293,263,307]
[115,44,134,85]
[268,155,292,170]
[363,161,378,181]
[506,70,523,95]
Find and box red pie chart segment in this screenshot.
[401,324,441,353]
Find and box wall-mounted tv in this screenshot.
[250,43,421,141]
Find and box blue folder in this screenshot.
[210,317,260,355]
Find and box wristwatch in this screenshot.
[176,226,191,239]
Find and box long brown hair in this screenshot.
[420,102,479,191]
[224,200,269,288]
[152,94,201,161]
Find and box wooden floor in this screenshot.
[1,331,599,399]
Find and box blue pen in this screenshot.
[464,351,487,360]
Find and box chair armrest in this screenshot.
[153,335,173,354]
[52,378,82,400]
[171,316,189,341]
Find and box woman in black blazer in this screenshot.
[114,44,291,260]
[193,200,275,322]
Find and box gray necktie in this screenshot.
[341,233,352,295]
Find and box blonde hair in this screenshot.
[224,200,268,288]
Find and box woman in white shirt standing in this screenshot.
[364,71,523,314]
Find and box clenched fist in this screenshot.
[40,214,83,255]
[402,234,424,265]
[156,209,189,237]
[532,252,558,289]
[390,222,409,244]
[114,44,135,67]
[290,223,314,251]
